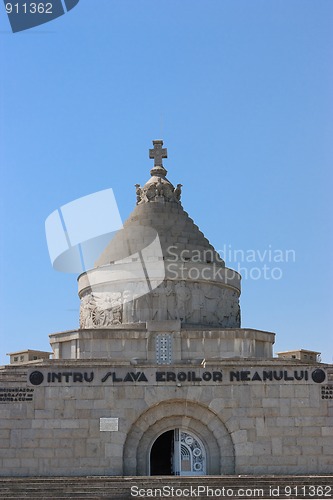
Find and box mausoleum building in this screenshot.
[0,140,332,476]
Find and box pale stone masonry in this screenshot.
[0,360,332,475]
[0,140,332,477]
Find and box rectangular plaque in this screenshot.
[100,417,119,432]
[0,387,34,403]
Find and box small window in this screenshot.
[20,355,24,361]
[156,334,172,365]
[291,355,296,359]
[33,356,38,360]
[13,356,18,362]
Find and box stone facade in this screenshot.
[0,360,332,476]
[0,140,332,477]
[49,324,274,362]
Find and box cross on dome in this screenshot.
[149,140,167,167]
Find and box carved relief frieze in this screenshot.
[79,281,240,328]
[135,181,182,205]
[80,292,123,328]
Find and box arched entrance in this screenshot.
[123,400,235,476]
[150,429,206,476]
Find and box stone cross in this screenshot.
[149,140,167,167]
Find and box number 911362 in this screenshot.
[6,3,53,14]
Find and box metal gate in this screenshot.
[172,429,206,476]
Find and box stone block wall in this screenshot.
[0,361,332,476]
[49,325,275,362]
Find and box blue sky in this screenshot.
[0,0,332,364]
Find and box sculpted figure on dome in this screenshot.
[227,291,241,327]
[135,152,182,204]
[151,282,168,320]
[165,280,176,319]
[80,295,96,329]
[163,183,174,201]
[108,292,123,325]
[175,281,191,322]
[135,184,143,205]
[143,184,156,202]
[151,281,176,320]
[122,289,136,323]
[111,308,122,325]
[220,290,239,327]
[131,282,152,322]
[189,283,205,323]
[173,184,182,201]
[213,289,227,326]
[203,284,220,324]
[79,296,88,328]
[151,284,166,320]
[155,178,164,197]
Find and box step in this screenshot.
[0,475,332,499]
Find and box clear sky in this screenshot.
[0,0,332,365]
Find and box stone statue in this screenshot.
[216,290,238,327]
[111,308,122,325]
[174,184,182,201]
[151,284,166,320]
[189,283,205,323]
[122,289,135,323]
[163,183,174,202]
[80,295,97,328]
[79,296,88,328]
[135,184,142,205]
[226,291,241,327]
[165,280,176,319]
[143,184,156,202]
[155,178,164,197]
[203,285,220,324]
[175,281,191,322]
[150,281,175,320]
[105,292,122,325]
[132,282,152,322]
[214,293,227,326]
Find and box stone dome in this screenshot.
[78,140,241,329]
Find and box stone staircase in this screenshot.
[0,475,332,499]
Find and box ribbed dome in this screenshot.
[95,199,225,268]
[78,140,241,329]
